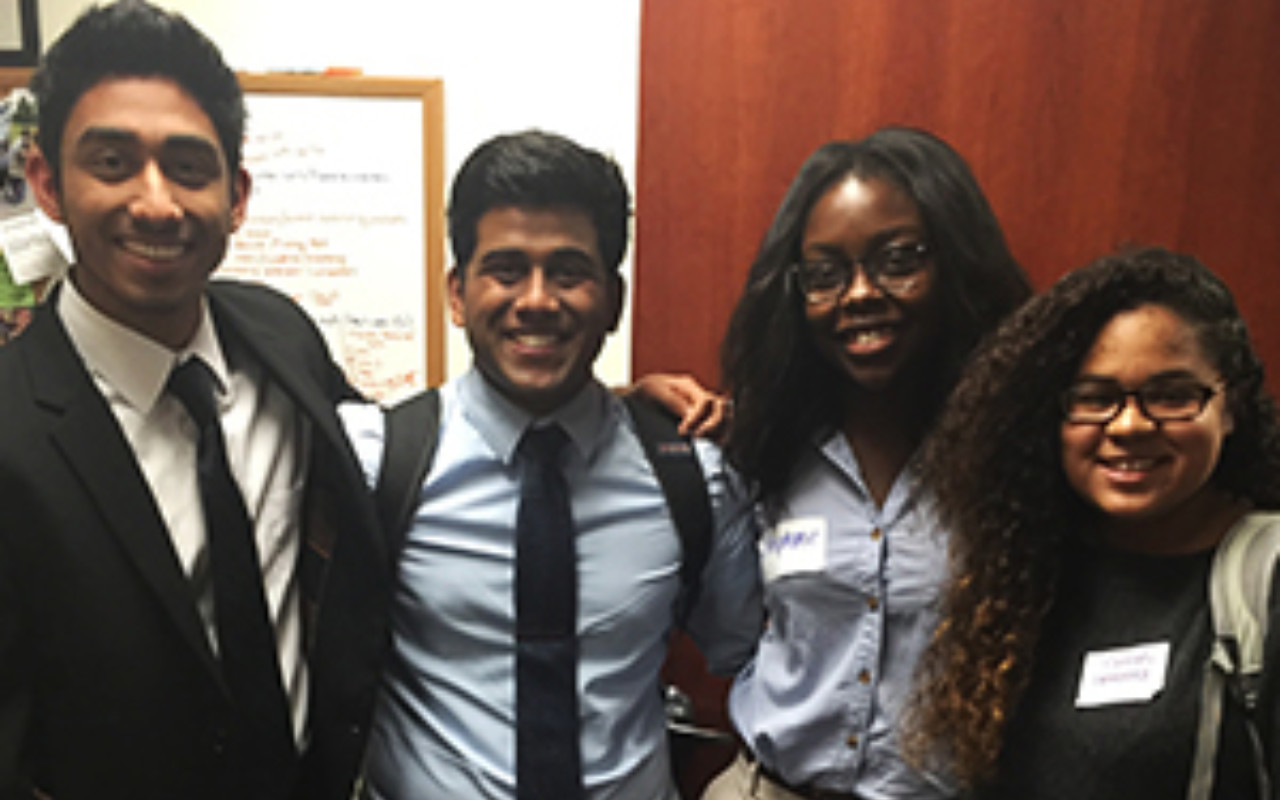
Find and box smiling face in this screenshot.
[800,174,941,396]
[1060,304,1237,551]
[27,77,248,349]
[449,205,623,416]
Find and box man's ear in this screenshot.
[447,265,465,326]
[25,145,65,224]
[606,273,626,333]
[229,168,251,231]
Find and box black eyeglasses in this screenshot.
[1061,377,1219,425]
[792,242,932,305]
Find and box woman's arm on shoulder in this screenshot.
[627,373,731,440]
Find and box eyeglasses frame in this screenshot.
[1060,380,1220,426]
[791,241,932,305]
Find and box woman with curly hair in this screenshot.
[700,127,1031,799]
[908,246,1280,798]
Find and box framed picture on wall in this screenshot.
[0,0,39,67]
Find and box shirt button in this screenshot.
[846,734,860,748]
[858,669,872,684]
[870,528,883,541]
[867,596,880,611]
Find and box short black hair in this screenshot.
[447,130,632,271]
[30,0,245,186]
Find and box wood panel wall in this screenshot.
[634,0,1280,388]
[637,2,1280,794]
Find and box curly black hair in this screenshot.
[906,245,1280,786]
[719,127,1030,504]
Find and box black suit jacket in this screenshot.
[0,280,392,800]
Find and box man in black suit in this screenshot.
[0,2,390,798]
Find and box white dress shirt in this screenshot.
[58,277,311,740]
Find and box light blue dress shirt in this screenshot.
[341,369,761,799]
[728,432,955,799]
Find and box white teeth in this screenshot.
[514,333,555,347]
[851,329,889,345]
[1107,458,1157,472]
[123,241,184,260]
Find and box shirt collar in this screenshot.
[59,272,230,414]
[816,428,925,512]
[458,367,614,467]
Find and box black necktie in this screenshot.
[168,359,296,792]
[515,424,583,799]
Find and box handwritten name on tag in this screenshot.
[760,517,827,582]
[1075,641,1170,708]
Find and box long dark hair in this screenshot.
[720,127,1030,503]
[908,246,1280,786]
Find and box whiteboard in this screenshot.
[223,74,445,401]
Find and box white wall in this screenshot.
[34,0,641,384]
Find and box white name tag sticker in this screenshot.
[760,517,827,582]
[1075,641,1170,708]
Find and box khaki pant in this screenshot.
[701,751,825,800]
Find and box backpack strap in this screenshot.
[622,393,713,629]
[1188,511,1280,800]
[373,388,442,561]
[372,388,714,620]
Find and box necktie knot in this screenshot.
[519,424,569,469]
[168,358,219,429]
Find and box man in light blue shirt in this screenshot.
[344,130,761,799]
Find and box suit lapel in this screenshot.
[207,289,351,461]
[207,286,387,647]
[24,305,222,682]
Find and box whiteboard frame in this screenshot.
[238,73,446,389]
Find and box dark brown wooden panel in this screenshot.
[635,0,1280,390]
[637,3,1280,795]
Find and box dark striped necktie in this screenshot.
[168,358,296,794]
[514,423,583,799]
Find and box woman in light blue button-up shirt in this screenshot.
[702,127,1031,800]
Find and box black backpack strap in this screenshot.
[374,388,442,560]
[622,393,713,629]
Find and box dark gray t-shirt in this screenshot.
[976,542,1261,800]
